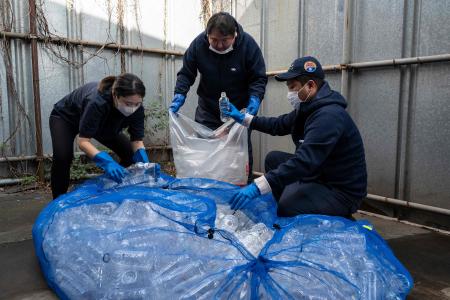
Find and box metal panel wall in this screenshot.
[1,0,450,210]
[0,0,205,158]
[233,0,450,210]
[406,0,450,208]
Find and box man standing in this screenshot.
[169,12,267,179]
[224,56,367,218]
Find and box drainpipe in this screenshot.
[0,178,25,186]
[266,53,450,76]
[28,0,44,182]
[252,171,450,216]
[366,193,450,216]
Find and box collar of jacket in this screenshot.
[97,88,113,106]
[297,81,347,117]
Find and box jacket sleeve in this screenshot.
[246,36,267,100]
[250,110,296,136]
[174,40,198,96]
[264,110,345,190]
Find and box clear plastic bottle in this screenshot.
[219,92,230,123]
[219,214,238,232]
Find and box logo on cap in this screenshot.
[304,61,317,73]
[288,63,295,71]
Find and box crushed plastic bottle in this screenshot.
[219,92,230,123]
[99,163,164,189]
[215,205,274,256]
[217,215,239,232]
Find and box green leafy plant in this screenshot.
[21,175,37,186]
[70,155,100,180]
[145,101,169,136]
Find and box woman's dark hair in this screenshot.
[296,75,324,89]
[98,73,145,98]
[206,12,237,36]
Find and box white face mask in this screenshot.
[115,99,140,117]
[287,81,312,109]
[118,105,139,116]
[287,91,301,109]
[209,44,234,55]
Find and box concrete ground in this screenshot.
[0,186,449,300]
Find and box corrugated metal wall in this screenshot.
[1,0,449,210]
[0,0,204,156]
[235,0,450,210]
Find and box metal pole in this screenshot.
[0,30,184,56]
[265,53,450,76]
[28,0,44,182]
[297,0,305,57]
[252,171,450,216]
[0,146,172,162]
[3,30,448,73]
[350,54,450,68]
[341,0,352,99]
[366,193,450,216]
[357,210,450,236]
[118,0,126,73]
[0,178,25,186]
[258,0,268,175]
[0,154,50,162]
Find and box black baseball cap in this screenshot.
[275,56,324,81]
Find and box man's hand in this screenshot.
[229,183,261,210]
[246,95,260,115]
[222,102,245,124]
[169,94,186,113]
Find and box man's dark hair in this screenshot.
[206,12,237,36]
[296,75,324,89]
[98,73,146,98]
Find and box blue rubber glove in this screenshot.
[145,163,161,181]
[246,95,260,116]
[229,183,261,210]
[93,151,128,183]
[169,94,186,113]
[222,102,245,124]
[132,148,149,163]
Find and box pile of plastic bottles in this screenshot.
[33,172,413,299]
[215,205,273,256]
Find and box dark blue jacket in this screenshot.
[175,23,267,128]
[53,82,145,141]
[250,82,367,202]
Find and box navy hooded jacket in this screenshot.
[53,82,145,141]
[250,82,367,202]
[175,23,267,128]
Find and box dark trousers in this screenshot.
[265,150,353,218]
[49,111,134,199]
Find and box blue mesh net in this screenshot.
[33,170,413,299]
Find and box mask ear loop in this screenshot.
[303,89,312,102]
[296,83,307,102]
[301,80,314,102]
